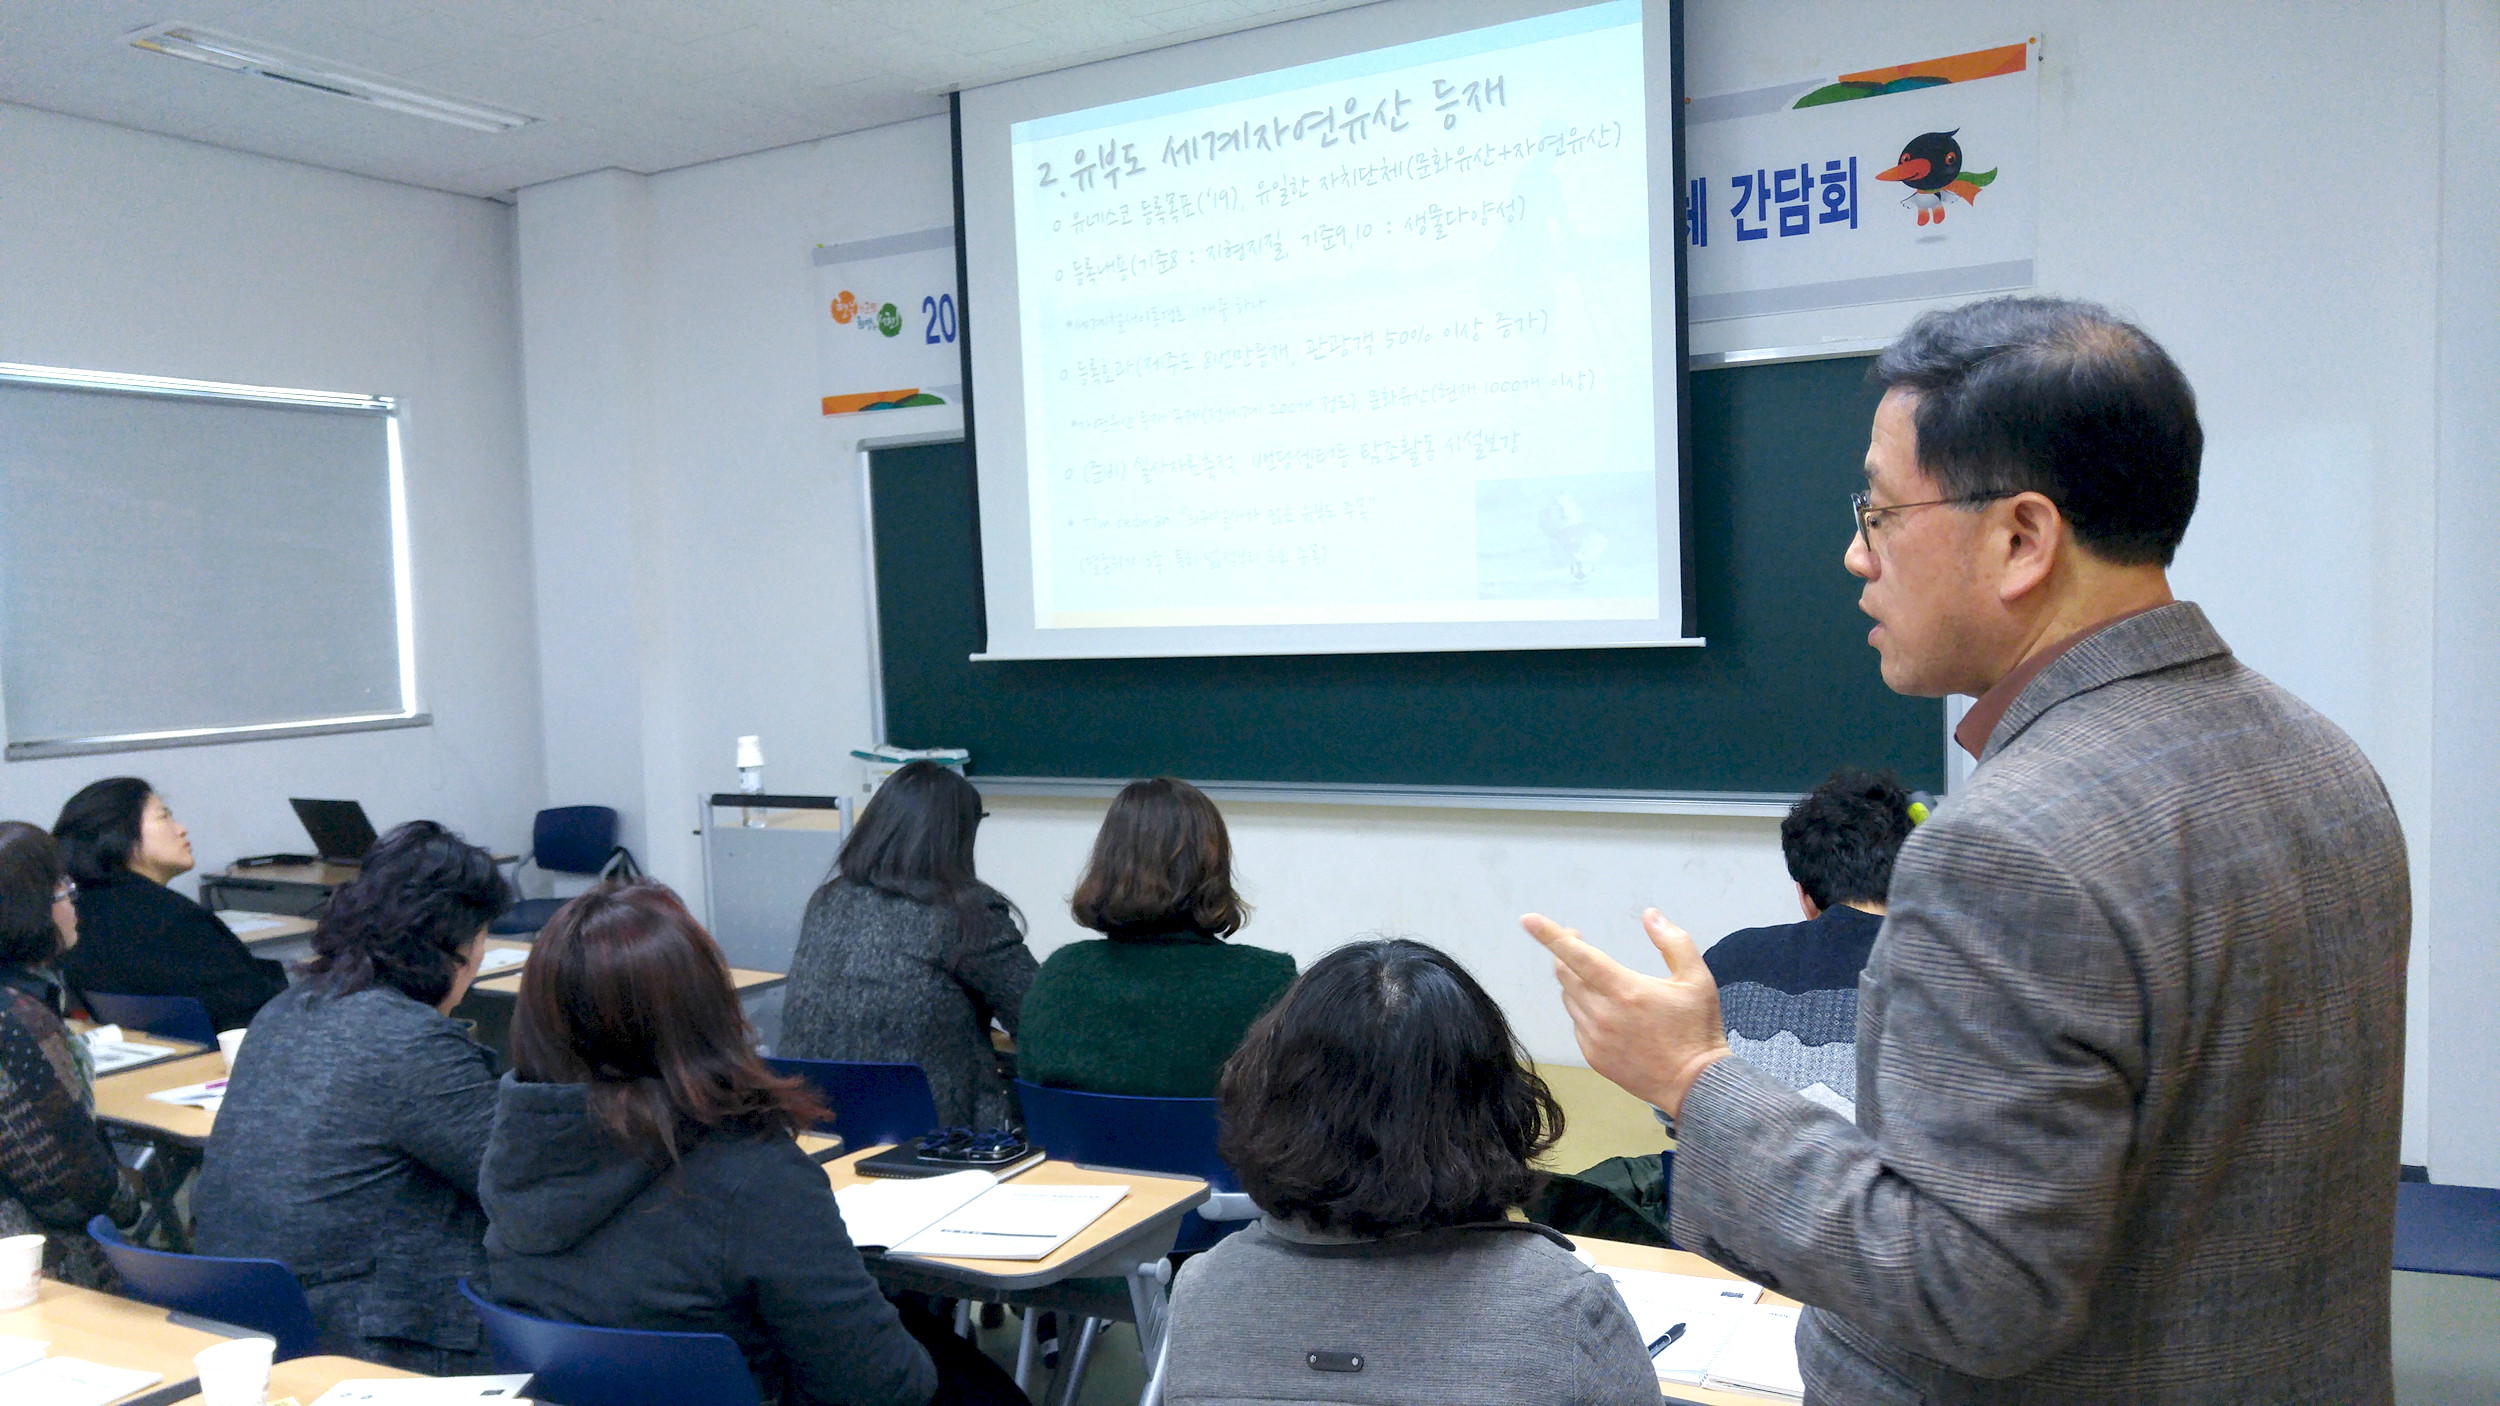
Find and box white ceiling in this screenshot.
[0,0,1379,200]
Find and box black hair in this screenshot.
[1873,295,2202,566]
[1782,767,1914,911]
[1218,938,1563,1237]
[300,821,510,1007]
[833,761,1019,940]
[0,822,68,967]
[53,777,154,886]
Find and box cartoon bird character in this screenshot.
[1877,130,1997,226]
[1538,493,1607,582]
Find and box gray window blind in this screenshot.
[0,369,416,758]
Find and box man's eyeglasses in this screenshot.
[1850,488,2019,554]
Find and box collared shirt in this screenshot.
[1954,605,2165,758]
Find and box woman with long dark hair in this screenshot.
[1161,938,1653,1405]
[1017,777,1293,1098]
[53,777,284,1031]
[777,762,1035,1128]
[0,821,140,1287]
[191,821,510,1372]
[480,882,1026,1406]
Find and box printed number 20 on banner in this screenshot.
[814,231,965,417]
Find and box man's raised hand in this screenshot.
[1521,908,1730,1119]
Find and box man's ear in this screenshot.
[1994,491,2064,603]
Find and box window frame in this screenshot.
[0,361,426,760]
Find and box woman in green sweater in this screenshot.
[1017,778,1293,1099]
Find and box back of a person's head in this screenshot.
[1218,938,1560,1237]
[1782,767,1914,911]
[1873,295,2201,566]
[1070,776,1247,939]
[53,777,153,886]
[0,821,68,968]
[510,881,819,1162]
[835,761,1006,933]
[302,820,509,1007]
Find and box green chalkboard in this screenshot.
[872,355,1942,795]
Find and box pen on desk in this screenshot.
[1647,1322,1687,1357]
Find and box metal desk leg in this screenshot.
[1014,1309,1042,1395]
[1126,1258,1175,1406]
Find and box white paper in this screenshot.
[1600,1267,1762,1384]
[476,947,529,973]
[146,1078,226,1111]
[0,1335,46,1374]
[217,910,295,935]
[310,1373,535,1403]
[0,1354,162,1406]
[834,1171,997,1250]
[81,1028,175,1074]
[894,1183,1128,1261]
[1703,1304,1805,1399]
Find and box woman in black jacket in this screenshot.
[191,822,509,1373]
[480,882,1026,1406]
[53,778,285,1031]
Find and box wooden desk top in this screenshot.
[221,911,320,949]
[1574,1235,1800,1406]
[168,1353,426,1402]
[0,1278,228,1403]
[92,1049,226,1144]
[217,861,362,887]
[465,938,785,998]
[818,1142,1206,1287]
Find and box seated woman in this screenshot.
[480,883,1025,1406]
[191,822,508,1373]
[778,762,1035,1128]
[54,778,285,1031]
[0,822,140,1287]
[1017,777,1293,1098]
[1162,939,1656,1406]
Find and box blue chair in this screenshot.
[2394,1181,2500,1279]
[493,806,637,936]
[459,1278,759,1406]
[1012,1080,1253,1255]
[87,1216,321,1360]
[83,991,218,1046]
[764,1058,939,1149]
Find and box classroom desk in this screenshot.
[461,938,787,1000]
[93,1049,226,1147]
[221,910,320,951]
[199,862,363,918]
[815,1140,1207,1377]
[0,1277,228,1403]
[1576,1235,1803,1406]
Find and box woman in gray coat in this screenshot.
[192,822,509,1374]
[778,763,1036,1130]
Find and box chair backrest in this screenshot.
[87,1216,322,1360]
[2394,1181,2500,1279]
[763,1058,939,1148]
[1013,1080,1244,1253]
[83,991,218,1046]
[459,1279,760,1406]
[533,806,621,877]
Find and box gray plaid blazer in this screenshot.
[1670,603,2408,1404]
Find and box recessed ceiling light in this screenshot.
[125,24,541,134]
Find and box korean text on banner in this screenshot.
[814,228,965,416]
[1682,40,2038,324]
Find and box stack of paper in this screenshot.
[218,910,296,936]
[310,1374,535,1403]
[148,1078,227,1112]
[1602,1266,1765,1386]
[476,947,529,974]
[0,1338,162,1406]
[835,1171,1127,1261]
[79,1026,172,1075]
[1703,1304,1805,1399]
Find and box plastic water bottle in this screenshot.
[737,736,764,827]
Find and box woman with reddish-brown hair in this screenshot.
[476,882,1027,1406]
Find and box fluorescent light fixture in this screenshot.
[125,24,540,133]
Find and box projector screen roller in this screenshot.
[959,0,1689,660]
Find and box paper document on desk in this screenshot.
[147,1077,226,1112]
[476,947,529,974]
[0,1352,163,1406]
[310,1373,535,1402]
[219,910,295,935]
[79,1025,177,1074]
[1701,1303,1804,1398]
[1601,1266,1762,1384]
[895,1183,1127,1261]
[836,1170,998,1250]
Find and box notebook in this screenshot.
[0,1351,163,1406]
[308,1374,535,1403]
[475,947,529,974]
[79,1026,178,1075]
[1599,1266,1792,1393]
[853,1141,1044,1181]
[217,911,297,936]
[1702,1304,1804,1398]
[834,1170,1127,1261]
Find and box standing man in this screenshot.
[1528,297,2407,1403]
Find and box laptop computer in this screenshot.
[289,798,379,865]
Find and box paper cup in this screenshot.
[0,1233,43,1309]
[194,1335,275,1406]
[217,1028,248,1071]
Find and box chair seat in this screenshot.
[490,897,570,936]
[2395,1181,2500,1279]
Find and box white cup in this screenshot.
[0,1233,43,1309]
[217,1028,248,1071]
[194,1335,275,1406]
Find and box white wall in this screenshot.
[515,2,2495,1175]
[0,103,544,882]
